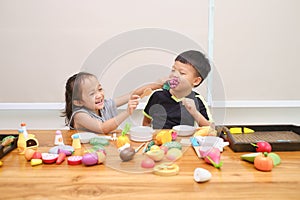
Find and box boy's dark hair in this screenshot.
[175,50,211,87]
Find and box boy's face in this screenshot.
[169,61,202,91]
[74,76,105,113]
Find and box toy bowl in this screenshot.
[129,126,154,142]
[172,125,196,136]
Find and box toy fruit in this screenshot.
[119,147,135,162]
[146,149,165,162]
[156,130,172,145]
[82,153,98,166]
[116,123,131,148]
[32,151,42,159]
[0,160,3,167]
[201,147,223,169]
[254,152,273,171]
[42,153,59,164]
[251,141,272,153]
[24,148,36,161]
[268,152,281,166]
[31,159,43,166]
[241,152,262,163]
[67,156,82,165]
[166,148,183,161]
[141,158,156,168]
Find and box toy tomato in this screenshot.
[251,141,272,153]
[254,152,273,171]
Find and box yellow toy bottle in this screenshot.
[72,134,81,149]
[17,129,26,154]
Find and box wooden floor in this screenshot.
[0,130,299,200]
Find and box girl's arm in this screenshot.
[74,95,140,134]
[114,81,164,107]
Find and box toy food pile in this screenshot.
[241,141,281,171]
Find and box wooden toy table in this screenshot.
[0,130,299,200]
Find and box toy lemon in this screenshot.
[156,130,172,145]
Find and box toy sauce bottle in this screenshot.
[54,130,64,146]
[72,134,81,149]
[17,129,26,154]
[20,122,29,139]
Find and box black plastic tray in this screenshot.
[0,134,18,159]
[218,125,300,152]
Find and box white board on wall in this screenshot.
[213,0,300,103]
[0,0,209,104]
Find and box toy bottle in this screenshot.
[54,130,64,146]
[20,122,28,139]
[72,134,81,149]
[17,129,26,154]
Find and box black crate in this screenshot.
[218,125,300,152]
[0,134,18,159]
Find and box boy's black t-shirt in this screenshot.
[143,89,212,129]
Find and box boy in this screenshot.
[143,50,213,129]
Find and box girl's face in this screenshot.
[76,76,105,113]
[169,61,201,91]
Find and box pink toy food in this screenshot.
[200,147,223,169]
[82,153,98,166]
[141,158,156,168]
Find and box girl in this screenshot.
[63,72,162,134]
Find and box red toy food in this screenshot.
[251,141,272,153]
[56,153,66,165]
[42,153,59,164]
[67,156,82,165]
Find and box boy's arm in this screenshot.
[182,98,211,127]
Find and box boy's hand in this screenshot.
[182,98,197,115]
[127,94,140,115]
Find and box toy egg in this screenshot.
[193,168,212,183]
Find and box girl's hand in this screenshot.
[127,94,140,115]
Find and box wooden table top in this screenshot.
[0,130,299,200]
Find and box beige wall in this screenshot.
[0,0,299,129]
